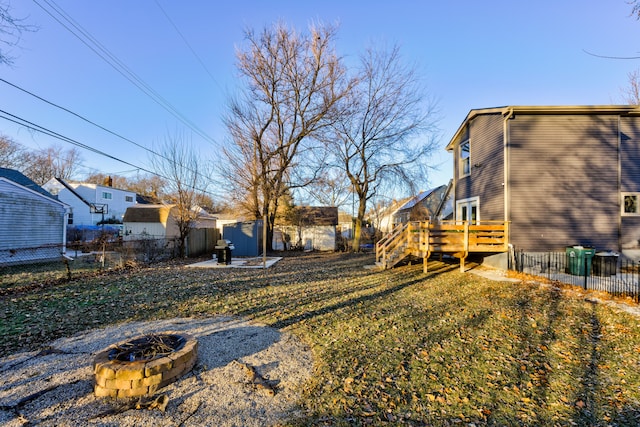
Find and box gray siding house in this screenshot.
[446,105,640,260]
[0,168,69,265]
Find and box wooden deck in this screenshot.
[375,221,509,272]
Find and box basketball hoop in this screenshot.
[90,204,108,214]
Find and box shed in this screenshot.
[223,220,263,257]
[123,204,179,239]
[0,169,69,265]
[275,206,338,251]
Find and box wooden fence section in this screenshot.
[375,221,509,272]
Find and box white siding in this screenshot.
[0,179,67,264]
[43,179,137,225]
[123,222,168,240]
[276,225,336,251]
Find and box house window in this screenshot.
[68,212,73,225]
[102,191,112,200]
[459,140,470,177]
[125,195,134,203]
[622,193,640,216]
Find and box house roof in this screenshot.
[0,168,56,199]
[445,105,640,151]
[395,186,445,213]
[123,204,175,224]
[49,177,93,207]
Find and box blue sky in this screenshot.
[1,0,639,198]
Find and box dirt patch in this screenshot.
[0,316,312,426]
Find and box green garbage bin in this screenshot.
[565,246,595,276]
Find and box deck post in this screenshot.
[422,222,430,273]
[460,221,470,272]
[423,251,431,273]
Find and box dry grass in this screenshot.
[3,252,640,425]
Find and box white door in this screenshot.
[456,197,479,224]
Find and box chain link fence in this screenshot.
[1,237,184,291]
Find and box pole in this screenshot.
[263,212,267,270]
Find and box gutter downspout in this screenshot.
[618,115,622,253]
[63,206,70,256]
[503,108,514,227]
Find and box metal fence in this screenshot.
[509,250,640,302]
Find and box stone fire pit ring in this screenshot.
[93,332,198,398]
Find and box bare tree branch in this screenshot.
[326,44,439,251]
[221,22,348,250]
[22,145,83,184]
[0,1,36,67]
[150,130,211,257]
[621,69,640,104]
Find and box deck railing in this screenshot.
[376,220,509,272]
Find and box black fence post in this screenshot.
[583,254,588,290]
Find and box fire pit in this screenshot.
[93,332,198,398]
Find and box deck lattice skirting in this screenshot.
[375,221,509,272]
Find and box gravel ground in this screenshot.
[0,316,313,426]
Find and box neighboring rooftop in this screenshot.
[0,168,55,199]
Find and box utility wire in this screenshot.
[0,78,167,161]
[32,0,217,145]
[0,110,216,197]
[153,0,222,90]
[0,77,205,180]
[0,108,151,172]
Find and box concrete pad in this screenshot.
[186,257,282,269]
[469,266,521,283]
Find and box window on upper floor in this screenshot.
[459,140,470,177]
[622,193,640,216]
[125,195,134,203]
[68,212,73,225]
[102,191,112,200]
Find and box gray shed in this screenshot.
[0,169,69,265]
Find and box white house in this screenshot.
[0,168,69,265]
[43,178,137,226]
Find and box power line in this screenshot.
[0,109,217,197]
[32,0,217,145]
[0,77,205,180]
[0,77,168,161]
[0,108,152,173]
[153,0,222,90]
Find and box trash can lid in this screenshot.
[595,251,619,256]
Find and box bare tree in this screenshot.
[621,69,640,105]
[0,133,25,169]
[23,145,82,184]
[0,1,34,66]
[222,22,348,250]
[150,130,211,257]
[327,45,438,251]
[632,1,640,19]
[125,174,167,202]
[302,168,353,208]
[85,172,167,202]
[85,172,129,189]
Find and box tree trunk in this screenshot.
[351,194,367,252]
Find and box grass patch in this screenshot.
[2,252,640,425]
